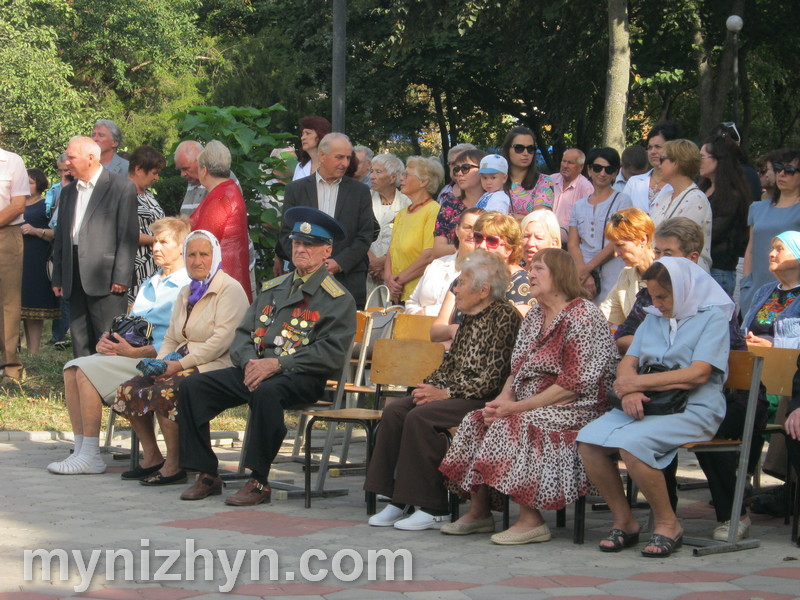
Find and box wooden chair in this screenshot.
[392,313,436,341]
[304,338,444,512]
[682,350,764,555]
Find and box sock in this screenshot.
[250,470,269,485]
[79,436,101,459]
[73,434,84,455]
[421,507,449,516]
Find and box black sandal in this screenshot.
[599,528,640,552]
[140,470,188,486]
[641,532,683,557]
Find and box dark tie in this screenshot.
[290,277,303,297]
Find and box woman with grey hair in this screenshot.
[365,250,522,530]
[367,153,411,294]
[384,156,446,302]
[92,119,129,176]
[520,209,561,265]
[189,140,253,301]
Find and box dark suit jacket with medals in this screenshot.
[52,168,139,297]
[277,174,378,307]
[230,266,356,381]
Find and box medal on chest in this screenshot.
[251,303,275,357]
[273,308,320,356]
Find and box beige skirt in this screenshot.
[64,354,141,403]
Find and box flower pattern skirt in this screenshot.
[113,368,198,421]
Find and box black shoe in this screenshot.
[750,484,790,517]
[140,470,188,486]
[121,461,165,480]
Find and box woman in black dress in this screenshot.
[20,169,60,353]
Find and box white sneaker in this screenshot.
[48,454,106,475]
[393,510,448,531]
[47,453,81,474]
[368,504,411,527]
[713,515,751,542]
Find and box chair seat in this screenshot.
[303,408,382,420]
[324,380,375,394]
[682,438,741,451]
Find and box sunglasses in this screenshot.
[454,163,480,174]
[774,163,800,176]
[472,232,506,249]
[610,213,630,227]
[720,121,741,143]
[589,163,616,174]
[658,155,671,164]
[512,144,535,155]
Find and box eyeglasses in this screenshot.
[472,232,506,249]
[512,144,535,155]
[757,167,769,176]
[610,213,630,227]
[774,163,800,176]
[453,164,480,175]
[658,155,672,164]
[589,163,616,174]
[720,121,741,143]
[699,154,715,160]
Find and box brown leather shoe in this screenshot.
[180,473,222,501]
[224,478,271,506]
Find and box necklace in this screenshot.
[406,197,432,214]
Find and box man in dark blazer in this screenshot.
[277,132,377,308]
[52,136,139,357]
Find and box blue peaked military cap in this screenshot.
[285,206,347,245]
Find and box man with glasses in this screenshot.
[550,148,593,244]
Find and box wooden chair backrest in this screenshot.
[393,313,436,341]
[725,350,760,392]
[746,345,800,396]
[354,311,369,344]
[370,338,444,386]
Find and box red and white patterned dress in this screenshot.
[439,298,617,511]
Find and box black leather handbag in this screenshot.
[109,315,154,348]
[608,363,690,416]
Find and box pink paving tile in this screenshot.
[545,597,645,600]
[360,580,478,592]
[754,567,800,579]
[629,570,739,583]
[675,592,796,600]
[76,588,202,600]
[497,575,612,589]
[159,511,362,537]
[232,583,344,596]
[0,594,62,600]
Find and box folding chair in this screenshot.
[304,338,444,512]
[682,350,764,555]
[392,313,436,341]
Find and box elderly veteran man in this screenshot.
[178,206,357,505]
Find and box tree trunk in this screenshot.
[602,0,630,152]
[432,88,450,165]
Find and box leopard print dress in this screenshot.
[440,298,618,511]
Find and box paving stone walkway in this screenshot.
[2,432,798,600]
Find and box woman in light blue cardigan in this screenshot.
[741,231,800,349]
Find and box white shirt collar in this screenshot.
[78,166,103,189]
[315,171,342,186]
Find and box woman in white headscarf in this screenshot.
[578,257,733,558]
[113,230,249,486]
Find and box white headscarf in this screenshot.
[183,230,223,306]
[643,256,734,322]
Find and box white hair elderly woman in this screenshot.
[367,153,411,293]
[520,209,561,266]
[579,257,733,557]
[189,140,252,302]
[113,230,249,486]
[384,156,445,303]
[366,250,521,530]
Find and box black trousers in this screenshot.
[69,249,127,358]
[178,366,325,477]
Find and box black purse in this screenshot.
[108,315,154,348]
[608,363,690,416]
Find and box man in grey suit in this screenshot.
[278,133,377,307]
[52,136,139,357]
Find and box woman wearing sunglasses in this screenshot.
[697,136,751,296]
[741,149,800,316]
[500,126,554,220]
[432,149,487,260]
[431,212,532,347]
[621,121,682,214]
[568,147,633,304]
[649,139,712,272]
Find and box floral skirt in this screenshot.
[439,407,598,512]
[113,368,198,421]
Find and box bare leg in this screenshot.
[127,414,163,468]
[506,504,546,533]
[23,319,44,354]
[63,367,84,436]
[579,442,640,548]
[452,484,491,524]
[620,449,682,554]
[156,414,181,476]
[74,368,103,437]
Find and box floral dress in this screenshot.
[508,174,555,215]
[440,298,617,510]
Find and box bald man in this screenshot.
[52,136,138,357]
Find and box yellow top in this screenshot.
[389,200,440,302]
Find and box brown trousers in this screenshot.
[364,395,484,511]
[0,226,23,376]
